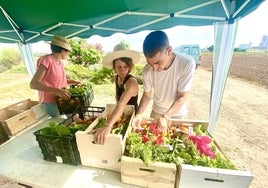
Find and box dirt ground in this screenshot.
[187,52,268,188]
[187,68,268,188]
[0,52,267,188]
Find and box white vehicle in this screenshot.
[173,44,201,69]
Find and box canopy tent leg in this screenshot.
[208,19,239,135]
[17,43,36,77]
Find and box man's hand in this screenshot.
[131,114,143,130]
[156,115,168,131]
[57,89,71,100]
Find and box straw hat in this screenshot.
[50,35,72,51]
[102,43,140,68]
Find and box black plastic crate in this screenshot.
[33,131,80,165]
[33,106,105,165]
[69,105,105,122]
[55,86,94,115]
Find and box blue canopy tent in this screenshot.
[0,0,265,134]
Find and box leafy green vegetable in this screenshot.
[125,123,236,170]
[68,83,93,97]
[93,117,106,130]
[40,120,91,136]
[93,114,131,137]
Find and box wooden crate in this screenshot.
[31,103,47,119]
[0,121,9,145]
[177,164,253,188]
[0,107,37,136]
[8,99,47,119]
[120,117,182,188]
[121,156,177,188]
[121,119,253,188]
[167,119,254,188]
[75,104,134,172]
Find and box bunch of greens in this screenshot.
[39,119,93,137]
[40,121,71,136]
[93,115,131,137]
[124,123,236,170]
[68,83,93,97]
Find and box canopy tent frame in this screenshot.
[0,0,264,135]
[0,0,259,43]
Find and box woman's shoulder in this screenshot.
[125,75,138,85]
[37,54,53,63]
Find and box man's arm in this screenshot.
[136,91,151,115]
[131,91,151,129]
[162,91,188,118]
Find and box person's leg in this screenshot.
[42,103,60,118]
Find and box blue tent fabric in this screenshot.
[209,20,239,134]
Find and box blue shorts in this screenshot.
[42,103,60,118]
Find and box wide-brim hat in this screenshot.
[50,35,72,51]
[102,44,140,69]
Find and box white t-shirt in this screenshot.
[142,53,195,116]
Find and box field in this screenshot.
[0,52,268,187]
[201,52,268,88]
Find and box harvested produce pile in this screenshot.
[55,82,94,114]
[67,83,93,97]
[125,122,235,169]
[93,113,131,136]
[34,106,105,165]
[39,117,96,136]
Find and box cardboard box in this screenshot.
[75,104,134,172]
[0,101,38,136]
[121,156,177,188]
[167,119,254,188]
[8,99,47,119]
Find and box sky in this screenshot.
[0,1,267,53]
[87,0,268,52]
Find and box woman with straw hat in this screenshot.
[92,43,140,144]
[30,35,80,118]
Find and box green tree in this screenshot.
[68,37,103,66]
[0,48,23,72]
[119,39,130,49]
